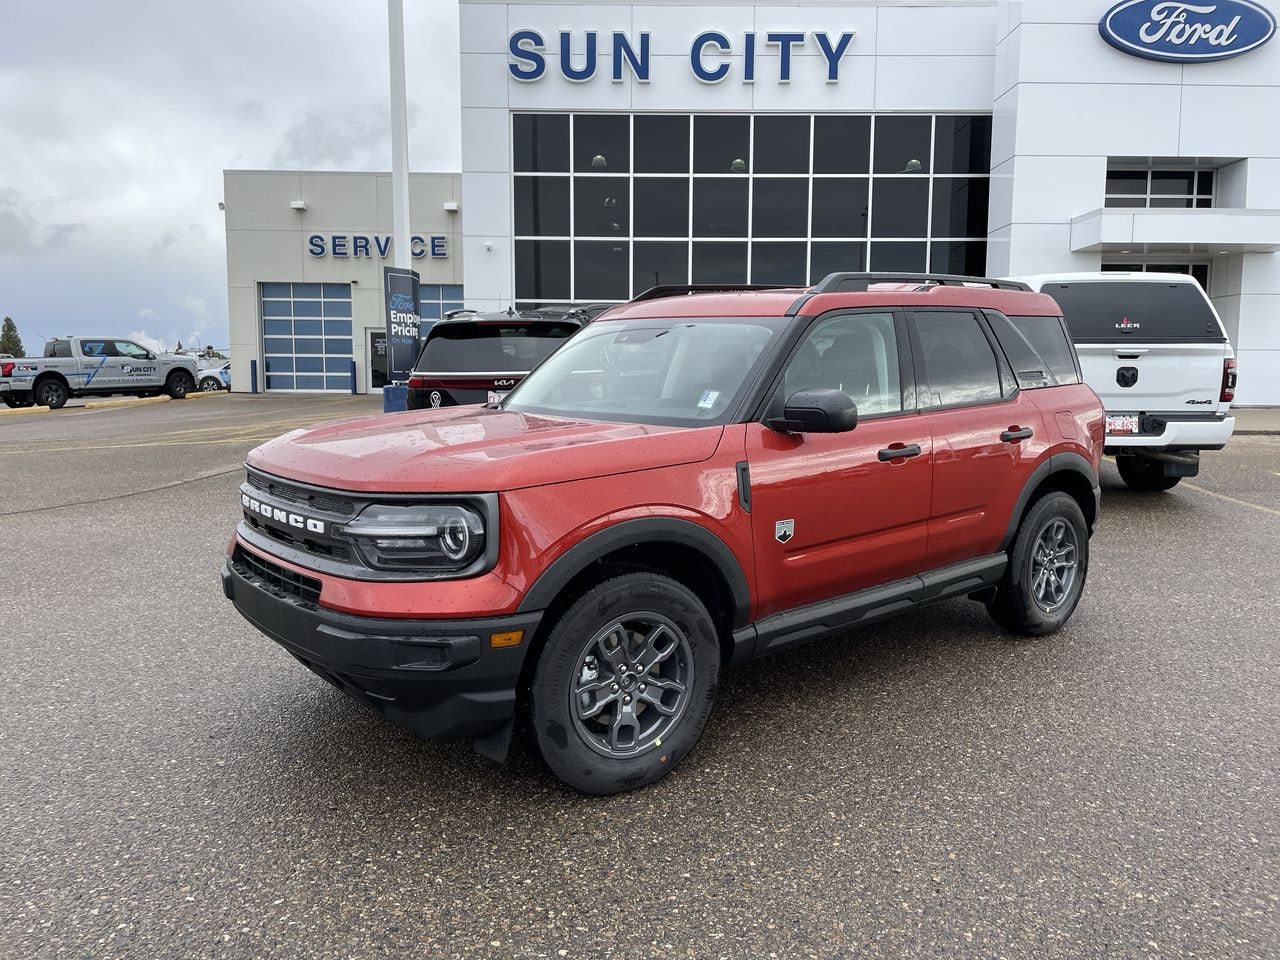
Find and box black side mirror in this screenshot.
[765,388,858,434]
[146,352,156,361]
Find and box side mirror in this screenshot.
[765,388,858,434]
[145,351,156,361]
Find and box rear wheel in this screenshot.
[2,395,33,409]
[165,370,195,400]
[1116,454,1182,492]
[35,378,68,410]
[530,572,720,794]
[987,491,1089,636]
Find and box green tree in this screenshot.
[0,316,25,357]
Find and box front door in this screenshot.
[369,331,388,390]
[746,310,932,620]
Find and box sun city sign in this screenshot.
[507,30,858,83]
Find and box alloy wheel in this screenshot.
[1030,518,1078,612]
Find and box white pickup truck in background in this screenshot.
[0,336,200,410]
[1011,273,1236,491]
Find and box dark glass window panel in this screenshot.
[293,338,323,353]
[420,303,442,320]
[634,179,690,237]
[265,375,294,390]
[1008,315,1081,385]
[1106,170,1147,195]
[1150,197,1193,208]
[633,241,688,295]
[326,357,351,373]
[515,239,571,300]
[1104,197,1146,208]
[933,116,991,174]
[264,357,293,373]
[574,241,630,300]
[871,179,929,238]
[930,241,988,277]
[1151,170,1195,195]
[295,376,325,390]
[263,337,292,354]
[261,282,291,298]
[1099,263,1130,272]
[987,312,1055,389]
[811,179,869,238]
[1147,264,1193,274]
[574,177,629,236]
[1197,170,1215,195]
[635,115,690,173]
[914,311,1002,407]
[443,284,464,299]
[292,300,322,318]
[323,318,352,335]
[810,242,866,283]
[293,318,323,335]
[752,179,808,238]
[295,356,325,373]
[324,338,353,355]
[751,243,807,285]
[322,283,350,298]
[325,376,350,390]
[693,179,748,237]
[813,116,870,174]
[1047,280,1225,343]
[322,299,352,318]
[1195,197,1212,208]
[1191,264,1209,289]
[514,114,570,172]
[931,178,990,237]
[574,115,630,173]
[261,300,292,318]
[515,177,570,236]
[292,283,322,298]
[873,116,931,174]
[692,242,748,283]
[869,241,926,272]
[263,320,292,337]
[754,116,810,174]
[694,116,750,174]
[420,284,442,300]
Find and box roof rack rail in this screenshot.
[631,283,794,302]
[809,272,1031,293]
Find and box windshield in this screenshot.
[416,321,579,374]
[503,318,785,426]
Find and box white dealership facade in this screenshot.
[225,0,1280,403]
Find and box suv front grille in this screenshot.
[232,546,322,607]
[247,471,355,516]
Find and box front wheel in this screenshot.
[987,491,1089,636]
[165,370,195,399]
[530,572,720,795]
[1116,454,1182,492]
[199,376,223,392]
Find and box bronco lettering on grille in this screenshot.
[241,493,326,533]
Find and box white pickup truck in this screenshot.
[1011,273,1235,491]
[0,336,200,410]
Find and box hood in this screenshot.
[246,406,723,493]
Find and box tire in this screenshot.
[530,572,720,795]
[165,370,195,400]
[1116,454,1182,492]
[199,376,223,392]
[2,394,30,409]
[34,378,68,410]
[986,491,1089,636]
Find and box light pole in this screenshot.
[388,0,411,269]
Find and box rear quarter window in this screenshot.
[1006,315,1082,386]
[1046,281,1226,344]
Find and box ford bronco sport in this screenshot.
[223,273,1104,794]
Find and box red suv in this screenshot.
[223,273,1104,794]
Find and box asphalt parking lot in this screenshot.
[1,395,1277,959]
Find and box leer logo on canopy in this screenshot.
[1099,0,1276,62]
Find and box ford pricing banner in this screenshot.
[1099,0,1276,62]
[383,266,422,384]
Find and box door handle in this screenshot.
[878,443,922,462]
[1113,348,1148,359]
[1000,427,1034,443]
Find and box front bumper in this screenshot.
[222,553,542,749]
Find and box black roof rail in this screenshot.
[631,283,796,302]
[809,272,1032,293]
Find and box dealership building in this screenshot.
[224,0,1280,404]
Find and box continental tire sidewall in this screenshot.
[531,574,720,795]
[999,492,1089,636]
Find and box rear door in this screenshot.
[746,309,933,619]
[1042,280,1230,427]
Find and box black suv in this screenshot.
[406,305,611,410]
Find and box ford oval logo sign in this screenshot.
[1100,0,1276,62]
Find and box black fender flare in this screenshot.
[999,451,1100,551]
[515,517,752,629]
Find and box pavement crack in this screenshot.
[0,466,243,517]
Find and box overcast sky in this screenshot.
[0,0,461,354]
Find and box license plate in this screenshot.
[487,390,508,404]
[1106,414,1139,435]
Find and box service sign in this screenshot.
[1099,0,1276,62]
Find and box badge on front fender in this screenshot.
[775,519,794,544]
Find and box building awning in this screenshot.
[1069,208,1280,255]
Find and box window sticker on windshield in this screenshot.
[698,389,720,410]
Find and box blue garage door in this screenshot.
[260,282,354,391]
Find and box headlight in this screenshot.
[339,503,486,572]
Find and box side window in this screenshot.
[1008,316,1082,385]
[80,340,109,357]
[913,311,1003,408]
[986,311,1055,389]
[784,312,903,417]
[114,340,151,360]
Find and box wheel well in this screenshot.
[1025,469,1097,532]
[33,371,69,392]
[514,542,739,711]
[168,368,193,383]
